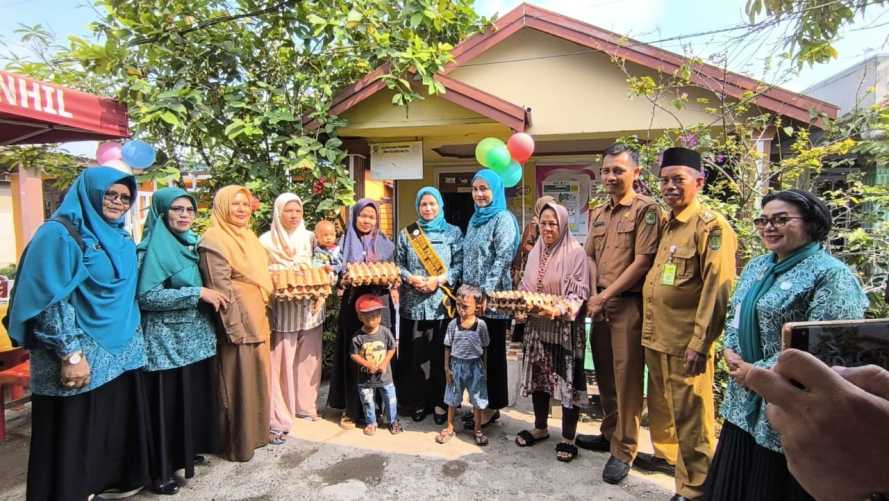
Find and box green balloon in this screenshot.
[475,137,504,166]
[485,145,512,172]
[500,160,523,187]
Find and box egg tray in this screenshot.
[487,290,580,317]
[342,262,402,288]
[271,267,333,301]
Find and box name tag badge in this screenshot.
[730,310,741,329]
[661,263,677,286]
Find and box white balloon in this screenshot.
[98,159,133,174]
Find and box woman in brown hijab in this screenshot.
[198,185,274,462]
[513,201,591,463]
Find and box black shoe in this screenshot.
[412,408,430,422]
[433,410,448,426]
[669,496,691,501]
[602,455,630,484]
[193,455,206,466]
[151,479,179,495]
[634,452,676,476]
[575,433,610,452]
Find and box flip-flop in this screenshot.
[515,429,550,447]
[435,429,456,444]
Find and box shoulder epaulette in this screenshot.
[700,211,716,223]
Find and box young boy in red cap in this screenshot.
[350,293,402,435]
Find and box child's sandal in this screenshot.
[435,429,455,444]
[474,431,489,447]
[389,420,403,435]
[555,442,579,462]
[363,424,377,436]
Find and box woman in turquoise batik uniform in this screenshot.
[6,167,149,501]
[704,189,868,501]
[461,169,520,429]
[395,186,463,425]
[137,187,227,495]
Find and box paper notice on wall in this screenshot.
[370,141,423,180]
[541,180,588,240]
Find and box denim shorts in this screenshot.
[444,357,488,409]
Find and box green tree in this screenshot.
[4,0,486,228]
[745,0,889,66]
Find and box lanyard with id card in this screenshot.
[661,244,678,286]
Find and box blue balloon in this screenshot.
[121,140,157,169]
[500,161,523,188]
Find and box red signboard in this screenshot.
[0,70,129,145]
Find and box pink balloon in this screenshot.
[96,142,122,164]
[507,133,535,163]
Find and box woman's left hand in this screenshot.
[725,348,753,388]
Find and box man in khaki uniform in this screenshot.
[643,147,737,501]
[574,143,661,484]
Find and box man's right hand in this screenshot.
[746,349,889,501]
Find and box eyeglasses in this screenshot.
[753,215,804,229]
[169,206,196,216]
[104,191,132,205]
[539,221,559,229]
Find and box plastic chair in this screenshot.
[0,347,30,441]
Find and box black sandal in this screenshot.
[464,409,500,430]
[556,442,579,462]
[515,429,550,447]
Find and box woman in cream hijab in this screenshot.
[198,185,273,462]
[260,194,325,442]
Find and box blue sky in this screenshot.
[3,0,887,91]
[2,0,887,155]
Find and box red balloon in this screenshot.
[507,133,535,163]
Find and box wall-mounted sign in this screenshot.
[536,164,598,242]
[370,141,423,180]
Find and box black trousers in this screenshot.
[28,370,150,501]
[482,317,510,410]
[704,421,814,501]
[395,318,448,412]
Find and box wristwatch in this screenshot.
[63,352,83,365]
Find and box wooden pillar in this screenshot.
[11,164,45,260]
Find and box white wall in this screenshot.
[805,54,889,116]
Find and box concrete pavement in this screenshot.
[0,351,674,500]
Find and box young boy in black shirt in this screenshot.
[350,293,402,435]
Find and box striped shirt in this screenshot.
[270,298,324,333]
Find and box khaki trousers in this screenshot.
[593,295,645,463]
[645,348,715,499]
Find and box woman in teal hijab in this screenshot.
[705,189,868,501]
[7,166,150,500]
[394,186,464,424]
[461,169,520,429]
[136,187,227,495]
